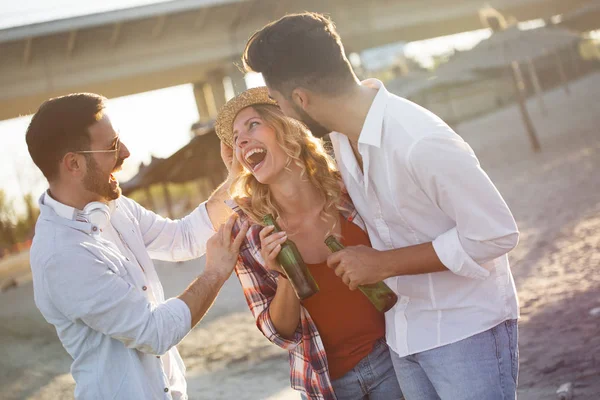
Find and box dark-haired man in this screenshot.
[242,12,520,400]
[26,93,248,399]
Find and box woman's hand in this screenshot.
[259,225,301,339]
[259,225,287,275]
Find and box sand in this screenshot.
[1,71,599,400]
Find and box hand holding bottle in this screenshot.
[263,214,319,300]
[259,225,288,275]
[325,235,397,313]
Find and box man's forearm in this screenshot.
[382,242,447,279]
[206,180,233,229]
[177,268,229,328]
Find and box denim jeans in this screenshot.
[389,319,519,400]
[329,338,404,400]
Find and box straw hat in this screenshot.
[214,86,278,147]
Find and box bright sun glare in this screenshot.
[0,0,562,214]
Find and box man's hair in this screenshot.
[242,12,357,97]
[26,93,106,181]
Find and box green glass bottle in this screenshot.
[324,235,398,313]
[263,214,319,300]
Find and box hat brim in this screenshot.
[214,86,278,147]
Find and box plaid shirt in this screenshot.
[229,196,365,400]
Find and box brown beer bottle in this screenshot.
[263,214,319,300]
[325,235,398,313]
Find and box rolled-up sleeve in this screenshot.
[44,249,191,355]
[120,197,215,262]
[236,259,302,350]
[408,136,519,279]
[257,308,303,350]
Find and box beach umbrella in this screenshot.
[121,129,223,195]
[558,0,600,32]
[438,25,580,72]
[387,71,480,125]
[387,71,479,99]
[121,128,225,218]
[437,25,582,151]
[120,156,165,194]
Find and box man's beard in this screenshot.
[292,104,331,138]
[83,155,123,201]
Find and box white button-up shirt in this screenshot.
[330,79,520,357]
[30,193,214,399]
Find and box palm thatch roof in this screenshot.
[386,70,480,98]
[438,25,582,74]
[120,127,224,195]
[558,0,600,32]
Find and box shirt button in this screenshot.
[156,356,160,359]
[164,388,169,393]
[142,286,147,291]
[126,257,130,261]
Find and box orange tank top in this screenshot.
[301,217,385,380]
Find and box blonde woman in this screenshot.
[214,87,403,400]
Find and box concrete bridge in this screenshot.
[0,0,587,121]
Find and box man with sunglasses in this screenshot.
[25,93,249,400]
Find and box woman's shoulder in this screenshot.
[226,198,252,220]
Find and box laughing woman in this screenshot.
[213,87,403,400]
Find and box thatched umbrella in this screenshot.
[437,25,582,151]
[120,156,165,194]
[558,0,600,32]
[121,127,225,217]
[120,156,165,211]
[438,26,580,70]
[387,71,479,99]
[387,71,480,125]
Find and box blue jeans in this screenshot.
[330,338,404,400]
[389,319,519,400]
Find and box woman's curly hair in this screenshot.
[229,104,344,236]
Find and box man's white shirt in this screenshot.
[330,79,520,357]
[31,193,214,399]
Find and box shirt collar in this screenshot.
[42,190,115,221]
[38,193,93,235]
[43,191,78,220]
[357,78,389,149]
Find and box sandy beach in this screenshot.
[1,71,599,400]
